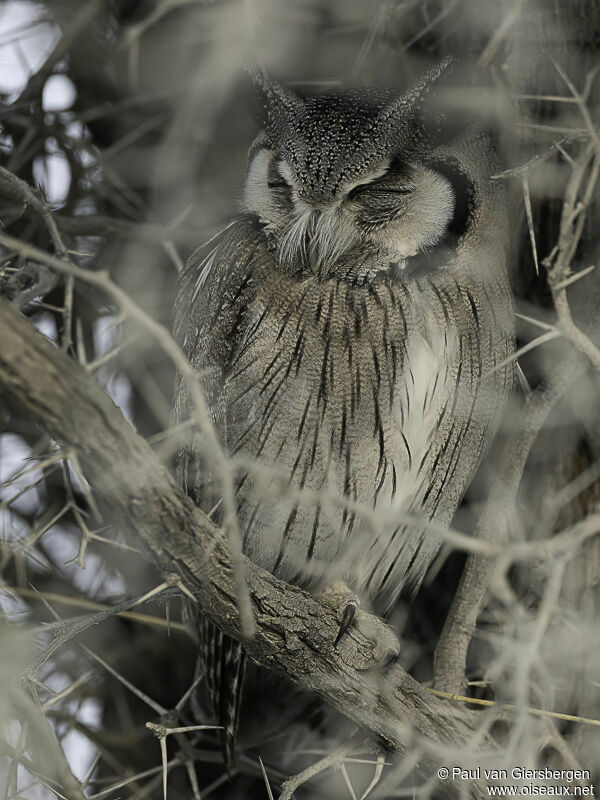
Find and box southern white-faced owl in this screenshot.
[172,62,515,765]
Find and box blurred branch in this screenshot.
[477,0,525,69]
[428,688,600,730]
[18,0,106,103]
[0,297,495,795]
[0,165,67,257]
[0,738,86,800]
[53,212,200,246]
[492,133,587,180]
[279,746,350,800]
[433,351,587,694]
[0,164,73,348]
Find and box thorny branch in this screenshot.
[0,218,256,638]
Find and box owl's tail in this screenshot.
[196,612,246,770]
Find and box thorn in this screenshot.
[516,363,531,396]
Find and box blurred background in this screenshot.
[1,1,599,798]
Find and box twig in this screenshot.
[401,0,457,52]
[553,263,596,290]
[0,165,75,349]
[358,753,387,800]
[0,165,67,256]
[521,175,539,275]
[62,274,74,352]
[544,144,600,373]
[26,586,179,677]
[426,689,600,729]
[477,0,525,68]
[3,586,187,632]
[146,723,220,800]
[81,642,168,716]
[489,329,561,375]
[492,134,585,180]
[17,0,105,104]
[550,58,600,150]
[340,763,358,800]
[259,757,275,800]
[279,746,348,800]
[86,759,182,800]
[40,673,93,712]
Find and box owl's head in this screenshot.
[243,64,456,279]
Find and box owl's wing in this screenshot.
[172,215,268,769]
[172,216,268,508]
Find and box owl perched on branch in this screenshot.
[172,61,514,766]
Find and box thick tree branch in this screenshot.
[0,298,494,793]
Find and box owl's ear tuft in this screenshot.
[402,56,455,109]
[247,68,302,136]
[379,56,456,136]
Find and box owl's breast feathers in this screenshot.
[174,216,513,612]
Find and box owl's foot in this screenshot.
[319,581,400,669]
[351,609,400,671]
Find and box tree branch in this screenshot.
[0,297,497,793]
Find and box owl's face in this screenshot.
[243,74,455,278]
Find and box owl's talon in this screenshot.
[334,600,358,646]
[319,581,361,644]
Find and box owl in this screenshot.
[172,63,515,766]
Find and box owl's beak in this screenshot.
[304,211,321,274]
[306,208,357,278]
[279,207,353,278]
